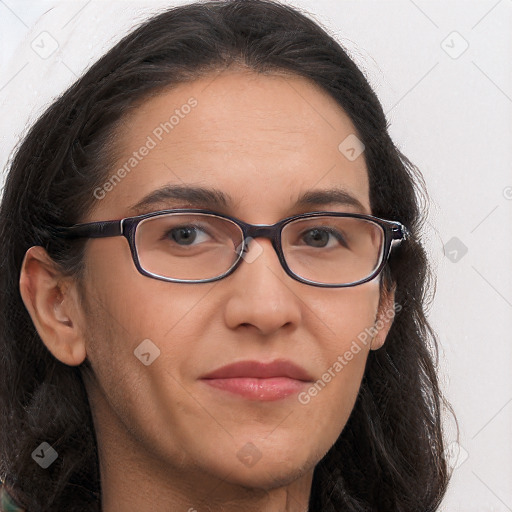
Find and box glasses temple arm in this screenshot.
[53,220,123,239]
[389,222,410,247]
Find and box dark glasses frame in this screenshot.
[53,209,409,288]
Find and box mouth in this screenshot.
[200,359,314,401]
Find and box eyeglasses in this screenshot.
[54,209,409,288]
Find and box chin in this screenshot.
[223,459,314,491]
[201,443,318,489]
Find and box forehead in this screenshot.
[89,69,370,222]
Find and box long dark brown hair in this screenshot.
[0,1,454,510]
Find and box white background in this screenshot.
[1,1,511,509]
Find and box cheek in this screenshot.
[87,251,208,351]
[297,283,380,428]
[82,275,212,413]
[309,280,381,352]
[81,291,194,463]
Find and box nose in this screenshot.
[223,237,302,336]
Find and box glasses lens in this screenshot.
[282,216,384,285]
[135,213,243,281]
[134,213,385,285]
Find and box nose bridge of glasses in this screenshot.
[245,224,276,239]
[242,224,281,252]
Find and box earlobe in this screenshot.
[19,245,87,366]
[369,283,397,351]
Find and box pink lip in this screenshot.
[200,360,314,401]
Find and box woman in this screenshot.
[0,0,454,510]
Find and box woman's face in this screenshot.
[52,70,393,492]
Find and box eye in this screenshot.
[163,224,212,246]
[299,227,349,249]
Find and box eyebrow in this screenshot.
[128,184,366,215]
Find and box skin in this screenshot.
[19,68,395,512]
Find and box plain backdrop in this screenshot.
[1,1,511,510]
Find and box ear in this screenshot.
[370,282,397,351]
[19,245,87,366]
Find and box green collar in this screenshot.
[0,481,26,512]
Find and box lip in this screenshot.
[200,359,314,401]
[201,359,314,381]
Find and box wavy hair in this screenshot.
[0,1,454,510]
